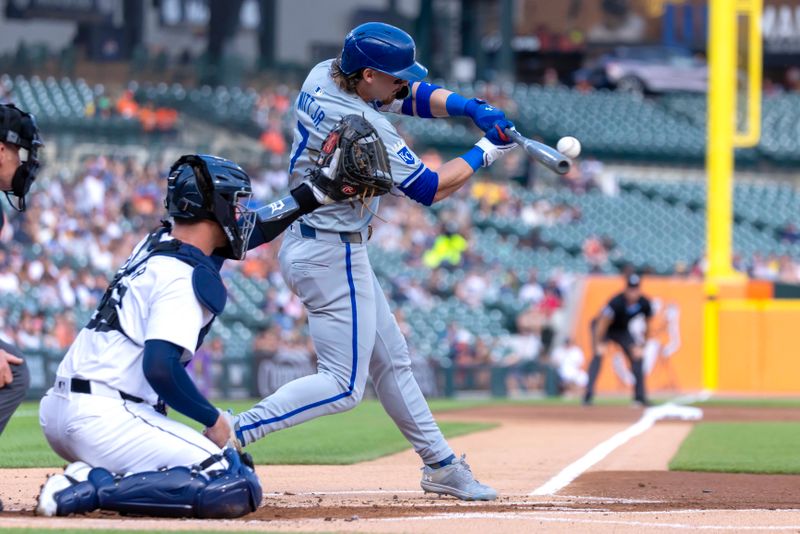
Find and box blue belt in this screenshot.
[299,223,365,244]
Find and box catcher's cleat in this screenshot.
[36,473,73,516]
[420,454,497,501]
[63,461,92,483]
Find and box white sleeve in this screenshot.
[145,275,204,354]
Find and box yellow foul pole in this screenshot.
[706,0,737,282]
[704,0,762,390]
[704,0,737,390]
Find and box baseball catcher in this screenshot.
[36,155,262,518]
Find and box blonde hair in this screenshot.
[330,57,363,94]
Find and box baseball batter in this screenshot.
[232,22,518,500]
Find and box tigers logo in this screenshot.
[268,200,285,214]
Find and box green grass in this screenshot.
[670,422,800,474]
[693,397,800,409]
[0,399,495,468]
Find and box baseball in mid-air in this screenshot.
[557,136,581,159]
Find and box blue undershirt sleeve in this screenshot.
[143,339,219,428]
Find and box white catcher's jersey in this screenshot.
[289,59,427,233]
[56,233,214,405]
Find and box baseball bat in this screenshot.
[504,128,571,175]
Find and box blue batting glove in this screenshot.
[465,98,507,132]
[485,119,516,146]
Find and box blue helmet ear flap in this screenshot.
[165,155,216,220]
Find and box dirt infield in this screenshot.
[3,403,800,533]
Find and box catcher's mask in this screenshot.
[313,114,392,201]
[165,154,256,260]
[0,104,43,212]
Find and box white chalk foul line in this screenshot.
[531,391,710,496]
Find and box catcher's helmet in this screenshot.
[340,22,427,82]
[0,104,43,211]
[165,155,256,260]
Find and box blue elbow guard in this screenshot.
[414,82,441,118]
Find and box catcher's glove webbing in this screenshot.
[307,114,393,204]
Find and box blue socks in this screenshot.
[427,454,457,469]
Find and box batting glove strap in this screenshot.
[474,136,517,167]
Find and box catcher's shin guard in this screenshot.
[53,449,262,518]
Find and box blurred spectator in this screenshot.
[116,90,139,118]
[260,117,287,155]
[542,67,560,87]
[550,338,587,395]
[498,331,542,394]
[778,222,800,244]
[189,337,225,397]
[786,67,800,93]
[583,235,608,272]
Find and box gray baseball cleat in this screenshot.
[36,473,73,516]
[420,454,498,501]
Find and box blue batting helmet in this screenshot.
[340,22,428,82]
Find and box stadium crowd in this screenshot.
[0,82,798,396]
[0,148,577,394]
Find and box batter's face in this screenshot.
[0,143,20,191]
[360,68,410,105]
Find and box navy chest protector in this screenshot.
[87,225,226,349]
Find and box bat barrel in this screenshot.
[505,128,571,175]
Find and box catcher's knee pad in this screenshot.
[196,450,262,518]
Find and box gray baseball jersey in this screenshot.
[288,59,428,232]
[235,60,455,465]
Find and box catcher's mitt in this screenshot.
[307,114,393,203]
